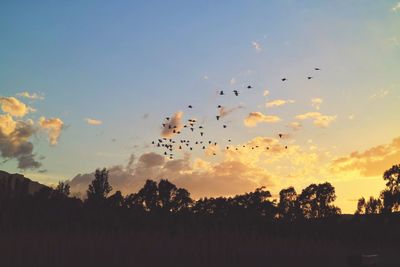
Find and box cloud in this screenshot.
[369,89,389,100]
[266,99,295,108]
[69,151,273,199]
[392,2,400,12]
[219,106,243,119]
[263,90,270,97]
[244,112,281,127]
[85,118,102,125]
[311,98,323,110]
[330,136,400,177]
[39,117,64,145]
[0,97,35,117]
[0,115,41,169]
[288,121,302,131]
[295,112,336,128]
[17,92,44,100]
[252,41,262,52]
[161,111,184,138]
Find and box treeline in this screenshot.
[0,165,400,243]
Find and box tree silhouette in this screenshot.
[158,179,177,212]
[278,186,299,221]
[298,182,340,219]
[52,181,70,199]
[137,179,159,212]
[381,164,400,212]
[355,196,382,215]
[86,168,112,205]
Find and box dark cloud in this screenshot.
[0,118,41,169]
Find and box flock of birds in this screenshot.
[151,68,321,160]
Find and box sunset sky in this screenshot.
[1,1,399,213]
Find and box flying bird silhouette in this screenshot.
[233,90,239,96]
[281,78,287,81]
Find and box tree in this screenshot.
[278,187,299,221]
[137,179,159,212]
[171,188,193,212]
[86,168,112,204]
[381,164,400,212]
[158,179,177,212]
[355,196,382,215]
[52,181,70,199]
[298,182,341,219]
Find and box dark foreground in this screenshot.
[0,228,398,267]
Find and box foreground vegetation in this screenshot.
[0,164,399,266]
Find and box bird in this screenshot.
[281,78,287,81]
[216,116,220,120]
[223,125,227,128]
[228,139,231,142]
[217,105,222,108]
[233,90,239,96]
[200,132,204,136]
[188,105,193,108]
[285,145,288,149]
[278,133,283,138]
[247,85,252,89]
[166,117,170,120]
[307,76,313,80]
[219,91,224,95]
[314,68,320,71]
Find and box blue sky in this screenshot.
[1,1,399,212]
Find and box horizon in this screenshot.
[1,1,400,214]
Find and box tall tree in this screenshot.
[381,164,400,212]
[298,182,340,219]
[86,168,112,204]
[278,187,299,221]
[137,179,159,212]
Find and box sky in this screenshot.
[0,0,399,213]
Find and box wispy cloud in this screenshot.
[161,111,184,138]
[252,41,262,52]
[392,2,400,12]
[369,89,389,100]
[244,112,281,127]
[85,118,103,125]
[295,112,336,128]
[17,92,44,100]
[266,99,295,108]
[311,98,323,110]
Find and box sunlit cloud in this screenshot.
[39,117,64,145]
[266,99,295,108]
[244,112,281,127]
[85,118,103,125]
[0,97,35,117]
[330,136,400,177]
[295,112,337,128]
[288,121,302,131]
[161,111,184,138]
[311,98,323,110]
[17,92,44,100]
